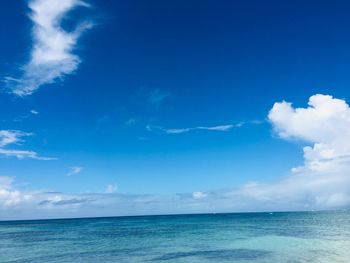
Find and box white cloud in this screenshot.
[0,176,33,207]
[166,124,236,134]
[5,0,93,96]
[0,149,55,160]
[147,123,242,134]
[0,130,31,147]
[269,94,350,172]
[67,166,83,176]
[0,130,54,160]
[192,191,207,199]
[30,110,39,115]
[254,94,350,208]
[105,184,118,194]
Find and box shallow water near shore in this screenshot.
[1,211,350,263]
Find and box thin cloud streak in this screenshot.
[148,88,171,106]
[0,149,55,160]
[67,167,83,176]
[147,122,245,134]
[0,130,55,160]
[5,0,93,96]
[0,130,32,147]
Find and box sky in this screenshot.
[1,0,350,220]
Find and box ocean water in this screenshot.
[0,211,350,263]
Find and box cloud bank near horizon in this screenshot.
[1,94,350,220]
[5,0,93,96]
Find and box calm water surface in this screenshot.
[0,211,349,262]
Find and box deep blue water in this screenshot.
[1,211,350,262]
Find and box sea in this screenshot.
[0,211,349,262]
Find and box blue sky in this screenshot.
[1,0,350,220]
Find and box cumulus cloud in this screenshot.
[5,0,93,96]
[67,166,83,176]
[258,94,350,208]
[269,94,350,172]
[0,130,54,160]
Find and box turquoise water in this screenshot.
[0,211,350,262]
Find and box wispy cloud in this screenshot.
[148,88,171,106]
[0,130,31,147]
[147,123,243,134]
[39,196,91,206]
[67,166,83,176]
[124,118,137,126]
[13,110,40,122]
[105,184,118,194]
[5,0,93,96]
[0,130,54,160]
[0,149,54,160]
